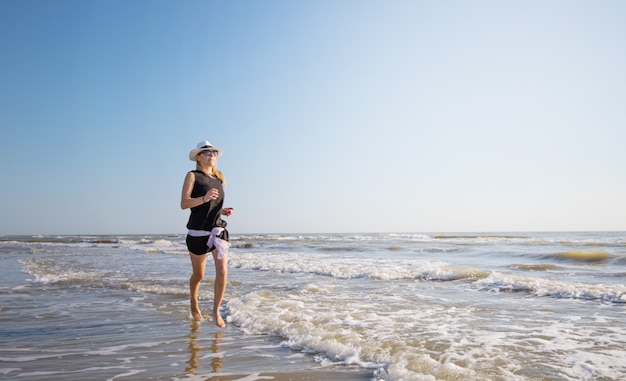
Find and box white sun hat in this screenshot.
[188,140,223,160]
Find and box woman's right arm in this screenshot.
[180,172,204,210]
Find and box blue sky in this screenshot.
[1,0,625,235]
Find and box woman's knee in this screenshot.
[191,271,204,282]
[215,263,228,278]
[191,265,206,281]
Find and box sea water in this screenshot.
[1,232,625,380]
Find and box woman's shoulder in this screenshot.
[189,169,211,178]
[190,170,220,182]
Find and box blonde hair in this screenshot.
[196,163,226,185]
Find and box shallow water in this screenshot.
[1,232,625,380]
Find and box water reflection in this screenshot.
[186,320,224,374]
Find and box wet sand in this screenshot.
[177,320,374,381]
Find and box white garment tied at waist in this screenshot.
[188,228,229,260]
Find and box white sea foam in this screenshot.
[226,268,626,380]
[230,251,462,281]
[20,258,102,285]
[105,369,146,381]
[0,368,21,376]
[474,272,626,302]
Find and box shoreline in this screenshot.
[170,318,376,381]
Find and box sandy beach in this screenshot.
[171,320,374,381]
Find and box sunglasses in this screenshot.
[200,150,219,157]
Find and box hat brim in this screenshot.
[189,147,223,161]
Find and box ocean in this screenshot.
[1,232,625,381]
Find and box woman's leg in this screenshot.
[189,252,207,320]
[211,250,228,327]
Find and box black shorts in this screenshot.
[186,229,229,255]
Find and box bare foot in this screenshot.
[191,300,203,320]
[191,310,203,321]
[213,311,225,328]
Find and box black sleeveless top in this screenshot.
[186,170,227,231]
